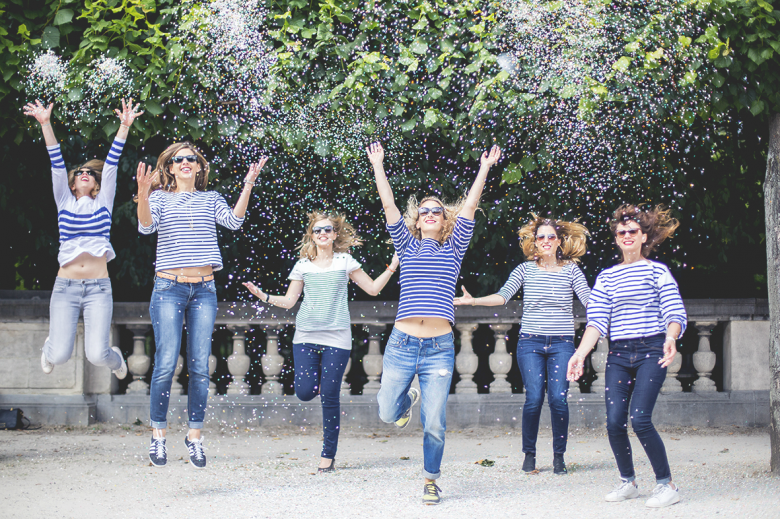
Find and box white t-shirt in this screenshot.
[288,253,362,350]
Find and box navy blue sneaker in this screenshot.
[149,436,167,467]
[184,435,206,469]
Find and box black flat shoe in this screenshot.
[318,458,335,473]
[522,453,536,473]
[553,453,567,475]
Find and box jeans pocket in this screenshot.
[53,280,67,293]
[153,278,174,292]
[98,279,112,293]
[204,280,217,294]
[434,334,455,351]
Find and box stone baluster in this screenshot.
[489,324,513,393]
[261,327,285,394]
[455,323,479,393]
[590,336,608,394]
[208,353,218,395]
[362,324,387,394]
[227,325,250,395]
[693,321,718,393]
[126,325,151,394]
[170,353,185,395]
[568,324,583,394]
[340,354,352,397]
[661,332,684,393]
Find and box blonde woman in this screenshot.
[24,99,142,379]
[136,143,268,469]
[243,211,399,472]
[367,141,501,505]
[456,215,590,475]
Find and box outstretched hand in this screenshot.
[136,162,156,197]
[244,157,269,184]
[23,100,53,125]
[566,354,586,382]
[480,145,502,168]
[366,142,385,167]
[242,281,266,301]
[115,98,144,126]
[453,285,474,306]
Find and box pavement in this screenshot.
[0,422,777,518]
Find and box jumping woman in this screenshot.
[455,215,590,475]
[242,211,399,473]
[367,141,501,505]
[136,144,267,469]
[25,98,142,380]
[566,204,686,508]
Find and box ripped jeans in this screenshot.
[377,328,454,480]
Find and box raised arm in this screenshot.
[454,286,506,306]
[23,100,56,146]
[367,142,402,225]
[461,145,501,220]
[136,162,158,232]
[233,157,268,219]
[113,98,143,142]
[242,280,303,309]
[350,253,399,296]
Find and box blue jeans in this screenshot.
[605,333,672,484]
[377,328,455,480]
[517,333,575,455]
[149,277,217,430]
[44,277,122,370]
[292,343,351,459]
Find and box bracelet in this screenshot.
[386,266,396,273]
[41,122,51,127]
[666,335,677,341]
[472,297,477,306]
[120,124,131,129]
[244,181,255,187]
[264,293,270,303]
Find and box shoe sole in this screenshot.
[606,494,639,502]
[646,495,680,508]
[111,347,128,380]
[423,501,440,506]
[149,458,167,467]
[396,389,421,429]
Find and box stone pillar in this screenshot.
[169,354,185,395]
[227,325,250,395]
[489,324,513,393]
[455,323,479,393]
[261,327,284,394]
[723,320,771,391]
[208,354,218,395]
[693,321,718,393]
[126,325,151,394]
[590,336,608,394]
[362,324,387,394]
[340,355,352,397]
[661,336,683,394]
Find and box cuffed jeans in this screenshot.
[516,333,575,455]
[377,328,454,480]
[292,343,351,459]
[605,333,672,484]
[43,277,122,370]
[149,277,217,430]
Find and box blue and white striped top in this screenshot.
[138,190,244,271]
[498,262,590,335]
[47,139,126,267]
[587,260,687,341]
[388,215,475,324]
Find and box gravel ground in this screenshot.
[0,422,777,518]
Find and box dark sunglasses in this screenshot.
[418,207,444,217]
[536,233,558,241]
[616,229,641,237]
[77,169,98,178]
[312,225,334,235]
[169,155,199,164]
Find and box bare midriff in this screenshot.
[158,266,214,278]
[394,317,452,338]
[58,252,109,279]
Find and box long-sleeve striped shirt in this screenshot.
[388,215,475,324]
[138,190,244,271]
[498,261,590,335]
[587,260,687,340]
[48,138,126,267]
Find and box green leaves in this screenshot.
[53,9,74,26]
[41,26,60,48]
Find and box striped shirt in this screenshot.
[288,253,362,350]
[587,260,687,340]
[388,215,475,324]
[138,190,244,271]
[48,139,126,267]
[498,262,590,335]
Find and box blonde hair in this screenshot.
[400,195,467,244]
[296,211,363,260]
[609,204,679,259]
[67,159,104,199]
[518,213,590,263]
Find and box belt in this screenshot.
[156,272,214,283]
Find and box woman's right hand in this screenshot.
[242,281,266,300]
[567,353,585,381]
[453,285,474,306]
[136,162,156,197]
[23,100,53,125]
[366,141,385,167]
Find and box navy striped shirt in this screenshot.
[388,215,475,324]
[138,190,244,271]
[587,260,687,340]
[498,262,590,335]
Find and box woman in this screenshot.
[454,215,590,475]
[367,141,501,505]
[566,204,686,508]
[136,144,268,469]
[25,98,142,379]
[242,211,399,472]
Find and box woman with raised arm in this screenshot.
[455,215,590,475]
[367,141,501,505]
[24,98,142,380]
[136,144,267,469]
[566,204,686,508]
[242,211,399,473]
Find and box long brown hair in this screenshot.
[149,141,210,194]
[296,211,363,260]
[518,213,589,263]
[67,159,104,198]
[609,204,679,259]
[401,195,467,244]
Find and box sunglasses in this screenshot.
[616,229,641,237]
[169,155,199,164]
[312,225,334,235]
[418,207,444,217]
[77,169,98,178]
[536,233,558,241]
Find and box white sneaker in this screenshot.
[605,481,640,502]
[111,346,128,380]
[41,349,54,374]
[646,483,680,508]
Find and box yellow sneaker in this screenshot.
[422,482,442,505]
[394,388,420,429]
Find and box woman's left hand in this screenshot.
[389,252,400,271]
[659,337,677,368]
[244,157,269,184]
[480,145,502,168]
[114,98,144,126]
